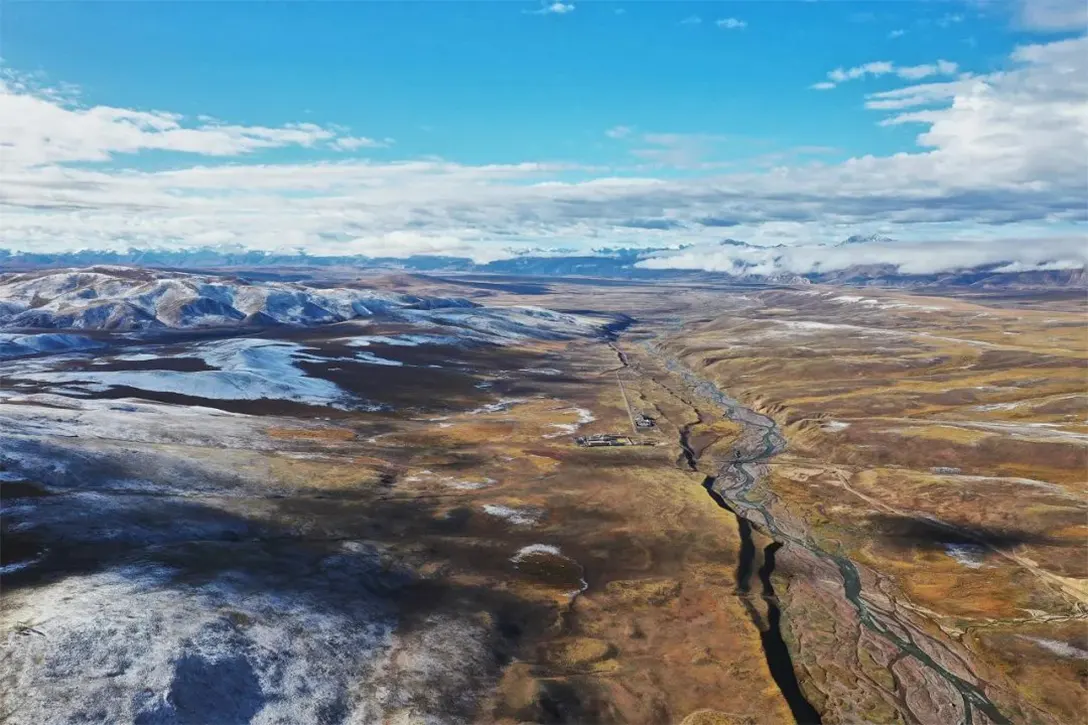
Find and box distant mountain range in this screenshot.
[0,268,614,344]
[1,240,1083,290]
[0,246,679,278]
[0,266,474,330]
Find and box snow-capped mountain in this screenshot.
[836,234,895,247]
[0,267,476,330]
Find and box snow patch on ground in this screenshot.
[353,351,405,367]
[928,472,1072,496]
[0,555,45,575]
[822,420,850,431]
[832,295,881,306]
[951,420,1088,443]
[511,544,562,562]
[944,543,987,568]
[544,407,596,438]
[341,334,461,348]
[508,545,589,598]
[1020,637,1088,659]
[0,561,401,725]
[467,398,525,415]
[829,295,943,313]
[521,367,562,376]
[482,504,541,527]
[10,339,373,410]
[444,477,495,490]
[403,470,495,490]
[972,401,1025,412]
[112,352,160,362]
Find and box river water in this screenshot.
[656,348,1011,725]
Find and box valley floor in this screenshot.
[1,272,1085,725]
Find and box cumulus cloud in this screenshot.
[526,2,574,15]
[0,73,379,169]
[816,59,959,89]
[889,29,907,39]
[0,35,1085,269]
[716,17,747,30]
[605,125,633,139]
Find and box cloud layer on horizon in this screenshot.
[0,34,1085,271]
[637,235,1088,277]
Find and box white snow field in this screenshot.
[11,339,373,409]
[0,400,499,725]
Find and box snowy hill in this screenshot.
[0,267,476,331]
[0,332,103,360]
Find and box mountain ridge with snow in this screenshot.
[0,267,476,331]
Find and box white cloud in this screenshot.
[817,59,959,88]
[828,61,895,84]
[0,35,1085,268]
[0,74,379,169]
[605,125,633,139]
[864,78,970,110]
[330,136,392,151]
[526,2,574,15]
[680,15,702,25]
[716,17,747,30]
[637,235,1088,276]
[1017,0,1088,31]
[897,60,959,80]
[889,29,907,39]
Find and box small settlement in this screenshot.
[575,433,655,448]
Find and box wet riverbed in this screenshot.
[661,351,1012,725]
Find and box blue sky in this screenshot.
[1,1,1030,166]
[0,0,1086,271]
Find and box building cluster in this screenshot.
[575,434,636,447]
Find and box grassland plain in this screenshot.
[1,318,791,723]
[3,272,1085,724]
[422,274,1086,724]
[650,284,1086,724]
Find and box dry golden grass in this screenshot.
[891,424,993,445]
[443,278,1085,725]
[264,456,388,489]
[603,577,682,606]
[641,285,1087,724]
[542,637,618,671]
[679,710,748,725]
[265,425,357,441]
